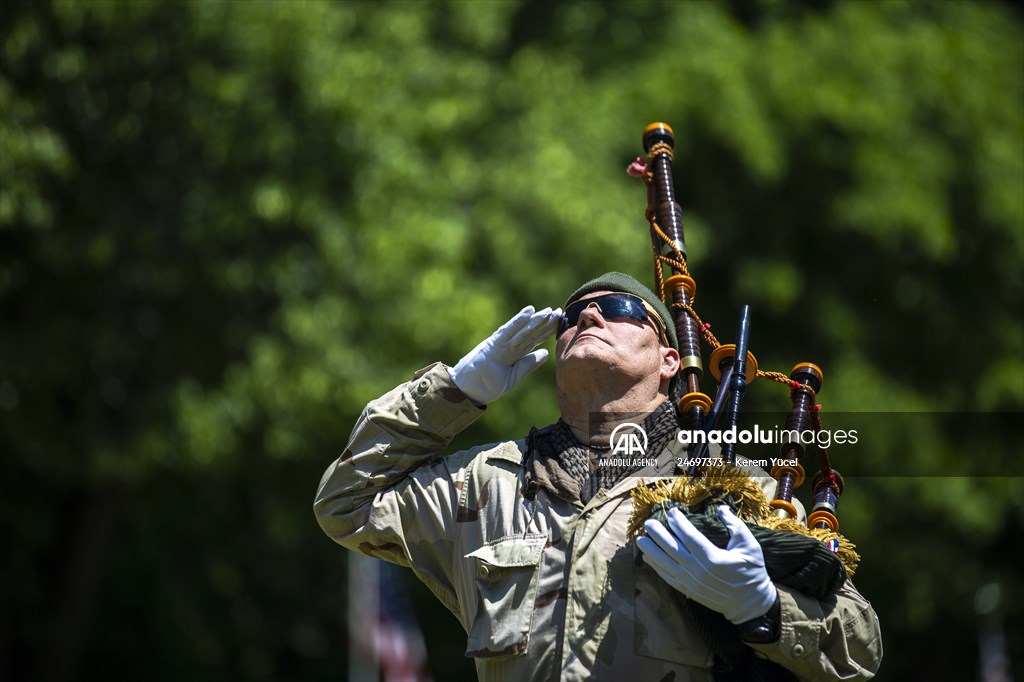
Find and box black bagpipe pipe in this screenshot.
[628,123,859,675]
[633,121,849,543]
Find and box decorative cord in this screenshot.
[635,150,834,476]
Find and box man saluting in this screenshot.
[315,272,882,681]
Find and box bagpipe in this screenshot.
[626,123,860,675]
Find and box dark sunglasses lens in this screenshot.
[562,294,647,330]
[600,295,646,321]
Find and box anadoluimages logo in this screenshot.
[609,423,648,456]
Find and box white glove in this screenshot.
[637,505,777,624]
[448,306,561,406]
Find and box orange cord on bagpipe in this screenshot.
[634,122,844,535]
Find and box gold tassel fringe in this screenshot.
[628,467,860,577]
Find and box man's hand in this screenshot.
[637,505,777,625]
[448,306,562,406]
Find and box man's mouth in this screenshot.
[567,331,607,350]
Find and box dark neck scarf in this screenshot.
[525,400,680,504]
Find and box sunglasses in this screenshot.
[559,292,669,346]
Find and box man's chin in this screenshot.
[560,344,610,365]
[563,334,610,354]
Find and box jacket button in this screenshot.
[792,643,805,657]
[417,379,430,394]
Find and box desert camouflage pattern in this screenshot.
[315,363,882,681]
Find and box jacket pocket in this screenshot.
[634,561,715,667]
[464,534,546,659]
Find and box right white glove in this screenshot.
[448,306,562,406]
[637,506,777,625]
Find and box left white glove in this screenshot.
[637,505,777,624]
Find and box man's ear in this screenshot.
[660,347,680,382]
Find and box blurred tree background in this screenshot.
[2,1,1021,680]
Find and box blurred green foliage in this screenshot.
[2,1,1021,680]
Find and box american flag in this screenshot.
[348,553,432,682]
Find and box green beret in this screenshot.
[564,271,678,351]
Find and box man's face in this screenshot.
[555,290,678,388]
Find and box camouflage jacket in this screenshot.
[315,363,883,681]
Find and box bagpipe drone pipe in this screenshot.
[627,123,859,680]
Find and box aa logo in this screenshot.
[609,423,648,456]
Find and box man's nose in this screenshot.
[577,303,607,329]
